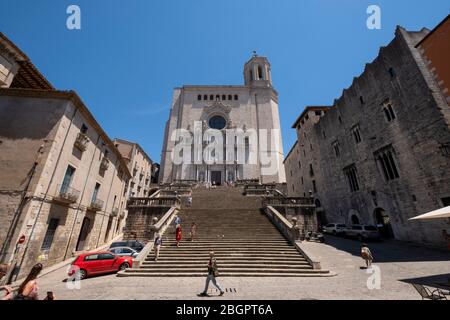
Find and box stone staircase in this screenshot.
[121,186,330,277]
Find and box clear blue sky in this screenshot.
[1,0,448,162]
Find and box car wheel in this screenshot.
[78,269,87,280]
[119,262,130,271]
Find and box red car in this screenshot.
[68,251,133,279]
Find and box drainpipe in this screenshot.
[63,133,101,260]
[13,106,78,282]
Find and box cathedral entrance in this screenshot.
[211,171,222,186]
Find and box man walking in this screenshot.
[199,251,224,297]
[154,233,163,261]
[360,243,373,269]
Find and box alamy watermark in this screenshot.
[366,265,382,290]
[367,5,381,30]
[170,122,282,176]
[66,5,81,30]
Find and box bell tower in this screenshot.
[244,51,272,87]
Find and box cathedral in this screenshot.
[159,54,286,184]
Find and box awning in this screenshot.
[409,206,450,220]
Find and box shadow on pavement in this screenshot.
[322,235,450,263]
[399,273,450,290]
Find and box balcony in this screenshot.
[88,198,104,212]
[100,157,110,172]
[119,210,126,219]
[74,133,89,152]
[54,184,80,204]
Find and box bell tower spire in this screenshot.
[243,51,272,87]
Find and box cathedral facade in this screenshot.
[159,54,286,184]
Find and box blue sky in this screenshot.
[0,0,448,162]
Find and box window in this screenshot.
[216,95,220,101]
[222,95,226,100]
[301,177,304,185]
[290,170,293,177]
[228,94,232,100]
[258,65,263,80]
[234,95,238,101]
[322,131,326,139]
[388,67,396,78]
[344,164,360,192]
[208,115,227,130]
[338,116,343,124]
[309,164,314,177]
[359,96,365,105]
[40,218,59,252]
[81,124,88,134]
[351,125,362,144]
[315,111,322,116]
[440,144,450,156]
[60,165,76,194]
[312,180,317,193]
[305,114,309,120]
[375,146,400,181]
[99,253,115,260]
[84,254,99,261]
[298,161,301,168]
[332,141,340,158]
[197,95,202,101]
[204,95,208,100]
[92,183,101,202]
[210,95,214,100]
[383,101,396,122]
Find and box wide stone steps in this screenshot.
[120,186,331,277]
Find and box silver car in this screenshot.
[343,225,382,241]
[108,246,139,258]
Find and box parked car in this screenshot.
[68,252,133,279]
[109,240,144,252]
[343,225,382,241]
[322,223,347,236]
[109,246,139,258]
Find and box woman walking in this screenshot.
[14,263,44,300]
[189,222,197,242]
[360,243,373,269]
[176,224,182,247]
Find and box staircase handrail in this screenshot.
[132,206,179,268]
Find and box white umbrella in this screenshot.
[409,206,450,220]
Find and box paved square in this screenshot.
[34,236,450,300]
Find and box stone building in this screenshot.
[114,138,158,198]
[284,17,450,246]
[159,53,286,184]
[0,32,131,280]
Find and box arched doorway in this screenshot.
[76,217,91,251]
[351,215,360,225]
[374,208,394,239]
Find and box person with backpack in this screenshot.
[198,251,224,297]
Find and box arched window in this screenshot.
[210,95,214,101]
[203,95,208,100]
[250,70,253,81]
[228,94,232,100]
[234,95,238,101]
[216,95,220,101]
[197,95,202,101]
[222,95,226,100]
[258,65,264,80]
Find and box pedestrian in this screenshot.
[0,264,13,300]
[154,233,163,261]
[189,222,197,241]
[14,263,46,300]
[176,224,182,247]
[173,215,181,234]
[199,251,224,297]
[187,195,193,208]
[360,243,373,269]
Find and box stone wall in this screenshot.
[286,26,450,246]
